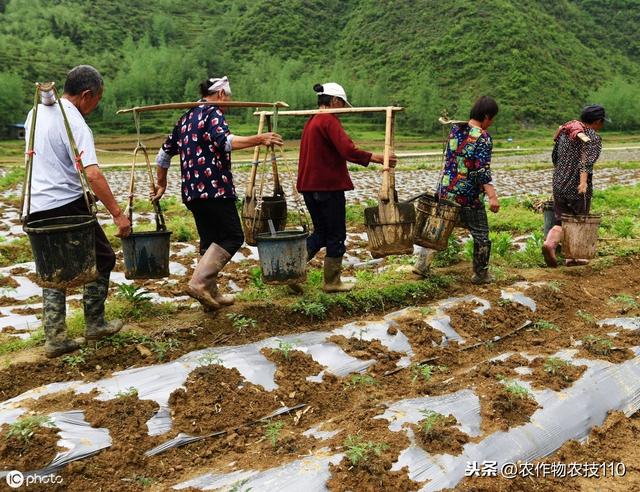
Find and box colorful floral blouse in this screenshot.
[438,124,493,209]
[157,105,236,203]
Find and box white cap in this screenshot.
[315,82,352,107]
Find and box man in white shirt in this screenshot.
[24,65,131,357]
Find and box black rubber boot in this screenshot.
[43,288,84,358]
[471,241,494,284]
[84,273,123,341]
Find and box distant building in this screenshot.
[5,124,25,140]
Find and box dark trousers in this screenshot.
[186,198,244,256]
[459,206,490,246]
[28,196,115,275]
[303,191,347,258]
[553,195,591,226]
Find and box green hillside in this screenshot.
[0,0,639,135]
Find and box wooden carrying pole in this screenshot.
[254,106,403,117]
[245,112,266,199]
[117,100,289,115]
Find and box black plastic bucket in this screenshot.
[23,215,98,288]
[121,230,172,279]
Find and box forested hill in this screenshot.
[0,0,639,134]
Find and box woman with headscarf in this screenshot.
[297,82,395,292]
[153,76,283,310]
[542,104,607,267]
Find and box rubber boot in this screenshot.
[471,241,494,284]
[84,273,124,341]
[542,225,562,268]
[322,257,354,293]
[43,288,83,358]
[188,243,234,310]
[413,247,436,278]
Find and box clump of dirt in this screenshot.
[9,266,31,275]
[394,312,445,360]
[525,357,587,391]
[412,412,469,456]
[0,275,18,289]
[327,335,402,375]
[261,347,325,405]
[168,365,279,435]
[327,415,417,492]
[0,420,61,472]
[478,381,539,432]
[10,306,40,315]
[578,333,635,364]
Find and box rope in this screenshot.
[20,84,41,222]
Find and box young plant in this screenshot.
[418,409,447,435]
[249,267,265,289]
[543,357,570,375]
[117,284,152,305]
[343,434,389,466]
[504,380,530,400]
[148,338,180,361]
[197,351,223,367]
[609,294,639,310]
[546,281,561,293]
[531,320,561,332]
[583,335,613,355]
[576,310,596,324]
[263,421,284,447]
[411,363,447,383]
[274,340,295,360]
[62,348,91,368]
[226,313,257,334]
[344,374,378,389]
[115,387,138,398]
[497,298,512,308]
[6,415,53,442]
[229,479,252,492]
[292,299,327,320]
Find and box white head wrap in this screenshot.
[207,76,231,95]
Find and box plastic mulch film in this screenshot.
[173,449,343,491]
[393,352,640,490]
[0,410,110,478]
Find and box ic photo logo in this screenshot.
[6,470,24,488]
[4,470,63,488]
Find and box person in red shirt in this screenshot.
[297,82,394,292]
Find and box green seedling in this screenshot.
[117,284,151,305]
[115,387,138,398]
[583,335,614,355]
[97,331,151,349]
[343,435,389,466]
[504,380,530,399]
[543,357,570,376]
[292,299,327,320]
[344,374,378,388]
[249,267,265,289]
[274,340,295,359]
[531,320,561,332]
[497,298,512,307]
[229,479,252,492]
[418,306,436,316]
[546,281,561,293]
[576,310,596,324]
[226,313,257,334]
[264,421,284,447]
[6,415,53,442]
[62,348,91,368]
[148,338,180,361]
[609,294,639,310]
[411,363,448,383]
[418,409,447,435]
[197,352,223,367]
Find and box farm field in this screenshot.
[1,135,640,491]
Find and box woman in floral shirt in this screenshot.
[153,76,282,310]
[437,96,500,284]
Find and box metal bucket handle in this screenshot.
[128,110,167,234]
